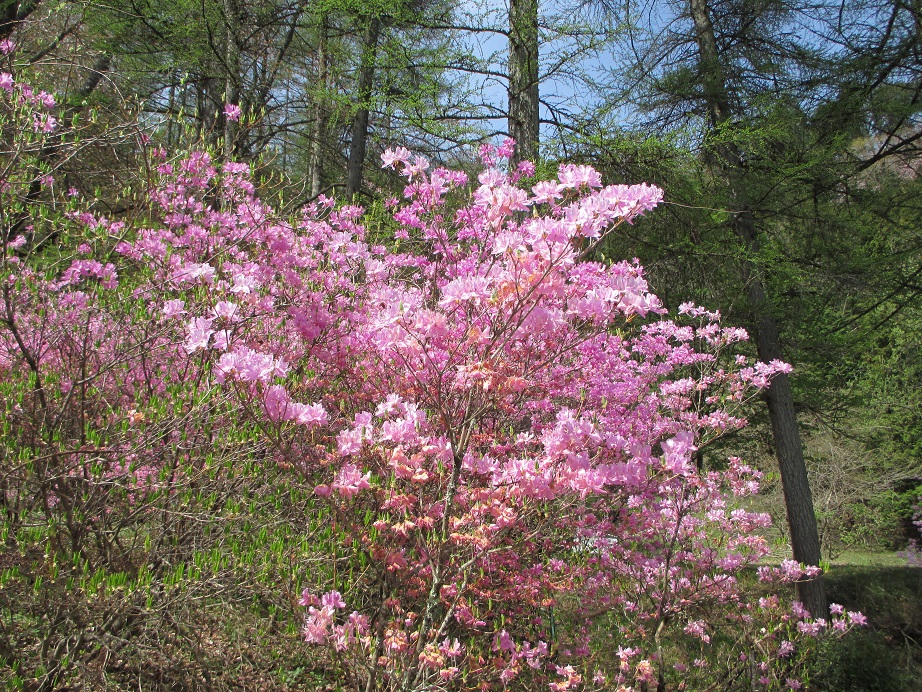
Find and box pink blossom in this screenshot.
[298,590,319,607]
[184,317,214,353]
[214,347,288,383]
[289,402,328,426]
[438,275,492,307]
[381,146,411,170]
[684,620,710,643]
[224,103,242,121]
[264,385,292,422]
[332,463,371,498]
[496,137,516,159]
[517,159,536,177]
[211,300,240,322]
[558,163,602,190]
[531,180,563,204]
[848,611,868,626]
[33,114,57,133]
[161,299,186,319]
[494,629,515,652]
[320,590,346,609]
[35,90,55,108]
[440,638,464,658]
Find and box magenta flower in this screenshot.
[35,90,55,108]
[223,103,241,122]
[32,114,57,133]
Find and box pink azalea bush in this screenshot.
[1,68,864,689]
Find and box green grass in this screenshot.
[829,551,909,568]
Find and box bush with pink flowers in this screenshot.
[0,69,864,690]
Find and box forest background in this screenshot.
[1,0,922,689]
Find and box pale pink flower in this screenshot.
[211,300,240,322]
[381,146,411,169]
[438,275,492,307]
[531,180,563,204]
[288,402,327,426]
[332,463,371,498]
[184,317,214,353]
[848,611,868,626]
[558,163,602,189]
[321,590,346,609]
[517,159,536,177]
[496,137,516,159]
[161,299,186,319]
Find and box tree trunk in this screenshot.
[687,0,826,617]
[166,75,176,148]
[508,0,539,164]
[345,17,380,199]
[223,0,241,160]
[309,13,330,198]
[0,0,36,40]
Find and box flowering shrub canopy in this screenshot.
[0,69,863,690]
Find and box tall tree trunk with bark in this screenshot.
[309,13,330,198]
[345,17,380,198]
[687,0,826,617]
[223,0,242,160]
[508,0,539,164]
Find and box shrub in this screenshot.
[1,69,864,689]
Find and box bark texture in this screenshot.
[508,0,539,164]
[346,18,381,198]
[309,14,330,198]
[223,0,242,160]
